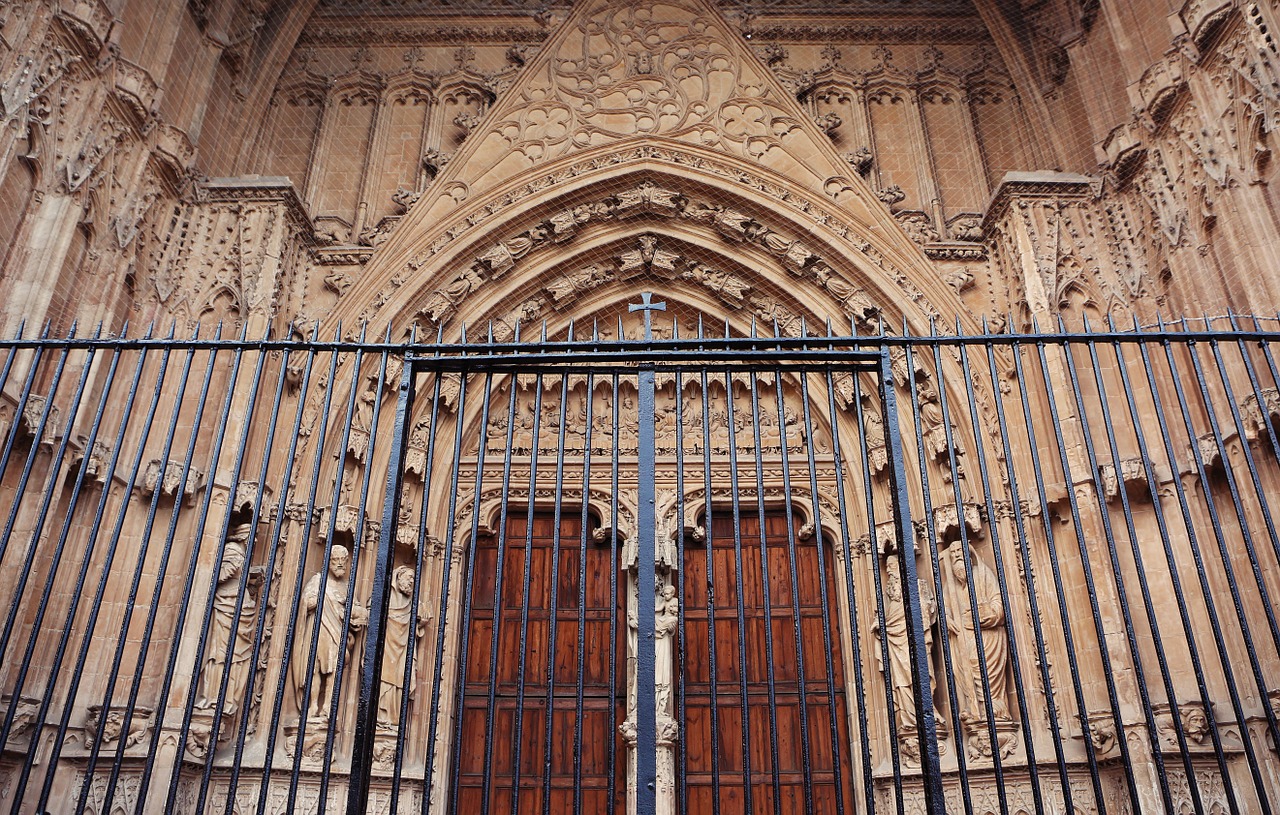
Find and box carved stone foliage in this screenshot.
[0,41,81,129]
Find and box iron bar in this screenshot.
[0,325,1273,815]
[1008,336,1108,813]
[347,354,416,814]
[954,337,1046,815]
[927,332,1012,815]
[899,340,974,815]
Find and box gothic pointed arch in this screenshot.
[323,0,984,339]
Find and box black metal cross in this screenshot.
[628,292,666,341]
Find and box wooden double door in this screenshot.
[454,509,853,815]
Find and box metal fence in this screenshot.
[0,312,1277,815]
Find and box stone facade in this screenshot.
[2,0,1280,813]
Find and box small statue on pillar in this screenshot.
[654,583,679,718]
[654,581,680,815]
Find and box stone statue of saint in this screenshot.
[293,545,368,721]
[942,543,1011,721]
[377,566,424,730]
[873,558,942,752]
[194,522,260,716]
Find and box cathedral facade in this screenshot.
[2,0,1280,812]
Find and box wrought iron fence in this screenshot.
[0,313,1277,815]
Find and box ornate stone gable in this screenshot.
[407,0,887,224]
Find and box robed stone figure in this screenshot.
[293,544,368,722]
[873,557,944,761]
[942,543,1012,721]
[377,565,424,730]
[194,522,259,715]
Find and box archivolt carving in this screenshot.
[360,141,948,328]
[411,178,883,331]
[678,483,841,546]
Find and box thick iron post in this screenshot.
[630,293,663,815]
[878,353,947,815]
[347,357,415,814]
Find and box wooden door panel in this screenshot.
[455,510,624,815]
[682,509,854,813]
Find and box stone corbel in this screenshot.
[960,713,1018,762]
[77,440,116,486]
[1151,700,1215,751]
[55,0,114,57]
[1190,430,1237,473]
[0,694,42,750]
[112,58,159,129]
[1098,120,1147,179]
[150,123,196,185]
[1098,458,1159,503]
[11,394,61,444]
[315,504,365,542]
[1240,387,1280,441]
[83,704,153,751]
[1130,53,1186,129]
[1080,710,1121,758]
[930,501,984,545]
[137,459,206,504]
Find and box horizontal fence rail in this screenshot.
[0,316,1275,815]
